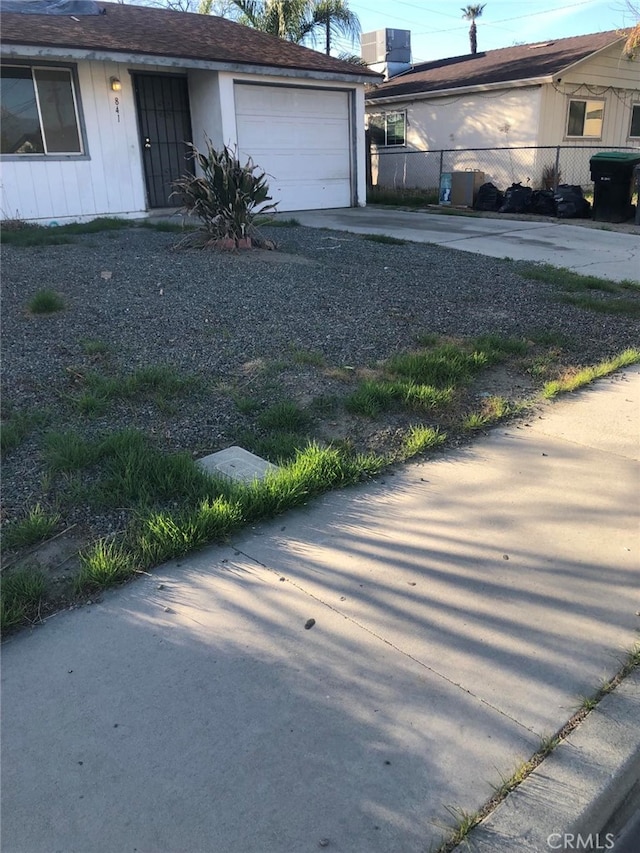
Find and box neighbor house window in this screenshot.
[368,111,406,146]
[0,65,82,155]
[630,104,640,138]
[566,98,604,138]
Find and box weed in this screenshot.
[255,216,301,227]
[347,379,452,417]
[3,504,60,549]
[137,220,197,233]
[389,344,482,387]
[75,540,136,592]
[288,345,326,367]
[233,395,261,416]
[463,396,512,431]
[415,333,440,348]
[43,431,102,472]
[543,348,640,398]
[135,497,242,567]
[557,293,640,318]
[362,233,407,245]
[0,567,47,631]
[346,381,397,417]
[257,402,310,433]
[474,334,528,358]
[28,289,65,314]
[80,338,110,356]
[238,430,303,464]
[94,430,212,508]
[519,263,620,293]
[401,425,446,458]
[1,217,129,246]
[1,408,48,457]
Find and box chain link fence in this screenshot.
[370,145,640,197]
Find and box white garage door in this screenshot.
[234,84,352,212]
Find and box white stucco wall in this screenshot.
[368,86,543,192]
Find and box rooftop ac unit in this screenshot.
[361,29,411,65]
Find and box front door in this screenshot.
[133,73,193,208]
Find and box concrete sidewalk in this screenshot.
[2,368,639,853]
[289,208,640,283]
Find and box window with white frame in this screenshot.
[368,111,406,146]
[566,98,604,138]
[630,104,640,138]
[0,65,83,155]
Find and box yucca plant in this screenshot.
[171,140,278,247]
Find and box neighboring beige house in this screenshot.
[365,31,640,192]
[0,0,378,223]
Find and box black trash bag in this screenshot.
[530,189,557,217]
[474,182,504,212]
[499,183,533,214]
[554,184,591,219]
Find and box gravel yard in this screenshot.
[1,222,639,610]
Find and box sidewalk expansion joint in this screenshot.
[233,546,539,739]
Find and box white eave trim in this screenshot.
[365,75,552,106]
[0,43,381,85]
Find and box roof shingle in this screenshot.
[1,0,378,77]
[366,30,626,100]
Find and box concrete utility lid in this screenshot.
[196,446,278,484]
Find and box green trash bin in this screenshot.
[590,151,640,223]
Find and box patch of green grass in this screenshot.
[519,263,622,293]
[543,348,640,399]
[28,289,65,314]
[135,496,243,567]
[526,329,569,347]
[474,334,529,358]
[288,345,326,367]
[233,395,261,416]
[137,219,197,232]
[362,233,407,246]
[345,380,397,417]
[463,396,513,431]
[255,216,301,227]
[1,408,48,457]
[80,338,110,356]
[70,366,196,415]
[0,568,47,631]
[557,293,640,318]
[415,332,440,348]
[401,425,446,458]
[94,430,213,508]
[43,431,102,473]
[3,504,60,549]
[74,540,136,592]
[238,430,304,464]
[257,401,311,432]
[346,379,452,417]
[1,217,130,247]
[389,344,484,387]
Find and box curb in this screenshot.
[456,665,640,852]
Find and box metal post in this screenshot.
[439,149,444,192]
[554,145,561,192]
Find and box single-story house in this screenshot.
[0,0,379,223]
[365,30,640,192]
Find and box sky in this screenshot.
[329,0,638,62]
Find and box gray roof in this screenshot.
[366,30,626,101]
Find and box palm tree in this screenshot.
[228,0,360,53]
[461,4,485,55]
[308,0,360,56]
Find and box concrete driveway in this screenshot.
[290,208,640,283]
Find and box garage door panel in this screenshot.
[235,84,352,211]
